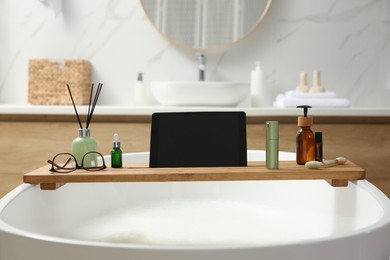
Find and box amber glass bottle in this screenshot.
[315,132,323,162]
[296,105,315,165]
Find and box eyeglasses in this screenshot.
[48,152,107,173]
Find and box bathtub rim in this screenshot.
[1,178,390,251]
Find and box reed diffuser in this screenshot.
[67,83,103,167]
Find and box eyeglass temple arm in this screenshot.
[48,157,72,169]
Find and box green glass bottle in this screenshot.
[111,133,122,168]
[71,128,98,168]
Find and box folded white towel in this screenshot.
[284,91,337,99]
[273,91,350,108]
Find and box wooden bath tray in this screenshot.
[23,161,365,190]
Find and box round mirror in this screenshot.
[141,0,272,51]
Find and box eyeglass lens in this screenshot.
[51,153,77,173]
[82,152,98,168]
[81,152,106,171]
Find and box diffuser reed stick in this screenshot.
[86,83,94,126]
[66,84,83,129]
[86,83,103,129]
[67,83,103,129]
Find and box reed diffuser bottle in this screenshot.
[72,128,98,167]
[67,83,103,168]
[296,105,315,165]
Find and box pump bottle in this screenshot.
[296,105,315,165]
[134,73,148,106]
[250,61,266,106]
[111,133,122,168]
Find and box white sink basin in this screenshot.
[150,81,250,106]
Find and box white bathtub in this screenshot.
[1,151,390,260]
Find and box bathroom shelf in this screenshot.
[23,161,365,190]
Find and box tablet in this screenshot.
[149,111,247,167]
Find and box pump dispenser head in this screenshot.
[297,105,313,126]
[113,133,121,149]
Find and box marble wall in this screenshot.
[0,0,389,107]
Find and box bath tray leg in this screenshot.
[328,179,348,187]
[40,183,64,190]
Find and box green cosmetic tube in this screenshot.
[266,121,279,169]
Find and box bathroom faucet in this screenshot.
[196,53,206,81]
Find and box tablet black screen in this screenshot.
[149,112,247,167]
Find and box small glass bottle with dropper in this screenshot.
[111,133,122,168]
[296,105,315,165]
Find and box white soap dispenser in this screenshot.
[133,72,148,105]
[250,61,266,106]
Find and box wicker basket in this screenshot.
[28,59,91,105]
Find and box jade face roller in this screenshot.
[305,157,347,169]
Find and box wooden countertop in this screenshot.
[0,105,389,123]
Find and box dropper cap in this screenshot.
[297,105,313,126]
[113,133,121,149]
